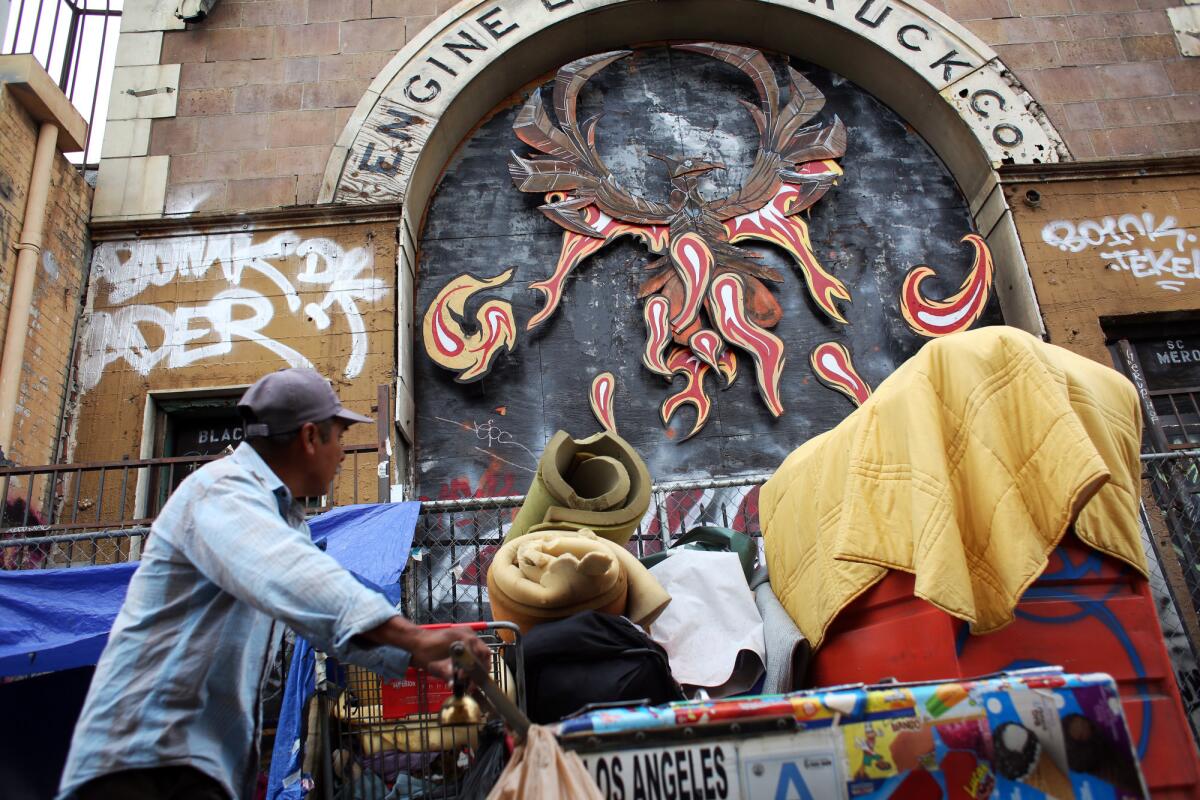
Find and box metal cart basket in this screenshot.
[318,621,524,800]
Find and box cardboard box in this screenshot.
[557,669,1147,799]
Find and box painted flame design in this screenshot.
[642,296,672,377]
[725,181,850,324]
[716,348,737,388]
[590,372,618,433]
[669,232,714,331]
[688,329,725,373]
[900,234,994,337]
[707,274,786,417]
[422,269,518,383]
[529,201,669,330]
[661,347,712,441]
[810,342,871,406]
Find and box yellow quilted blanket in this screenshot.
[761,326,1146,649]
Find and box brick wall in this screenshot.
[949,0,1199,159]
[0,86,92,469]
[156,0,457,215]
[140,0,1200,217]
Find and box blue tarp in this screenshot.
[269,502,421,800]
[308,502,419,604]
[0,561,138,677]
[0,501,420,679]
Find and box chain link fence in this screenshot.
[3,456,1199,735]
[401,476,768,624]
[1140,451,1200,737]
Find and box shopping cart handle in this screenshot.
[423,621,491,631]
[450,641,532,740]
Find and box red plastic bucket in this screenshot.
[806,536,1200,798]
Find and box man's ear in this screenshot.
[298,421,319,454]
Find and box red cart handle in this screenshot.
[419,621,521,639]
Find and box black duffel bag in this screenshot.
[519,610,684,724]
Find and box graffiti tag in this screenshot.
[80,231,386,389]
[1041,213,1199,292]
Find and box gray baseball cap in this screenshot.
[238,368,373,437]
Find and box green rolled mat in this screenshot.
[506,430,652,546]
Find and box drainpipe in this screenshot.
[0,121,59,461]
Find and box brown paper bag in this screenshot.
[486,725,604,800]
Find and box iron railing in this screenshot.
[3,452,1199,737]
[401,476,767,624]
[2,0,123,164]
[1141,449,1200,737]
[0,442,381,568]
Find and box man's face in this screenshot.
[303,418,349,495]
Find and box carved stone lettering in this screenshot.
[969,88,1006,118]
[331,0,1065,204]
[930,49,972,81]
[404,75,440,103]
[358,142,401,175]
[897,24,928,51]
[427,56,458,77]
[992,123,1023,146]
[855,0,892,29]
[377,109,423,142]
[444,30,488,64]
[477,7,519,39]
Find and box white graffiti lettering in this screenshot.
[80,232,386,389]
[1041,212,1193,254]
[1041,213,1199,292]
[78,289,313,391]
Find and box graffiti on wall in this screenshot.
[1041,213,1199,292]
[79,231,387,390]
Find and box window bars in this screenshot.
[2,0,123,164]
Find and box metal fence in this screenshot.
[1140,451,1200,736]
[4,452,1200,735]
[401,475,767,624]
[2,0,123,164]
[0,443,380,568]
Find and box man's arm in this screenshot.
[360,617,491,680]
[167,473,481,678]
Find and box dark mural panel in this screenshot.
[414,46,1000,498]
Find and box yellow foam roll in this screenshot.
[488,528,670,636]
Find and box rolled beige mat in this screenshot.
[488,528,670,637]
[507,430,652,546]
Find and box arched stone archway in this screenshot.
[320,0,1065,211]
[320,0,1067,441]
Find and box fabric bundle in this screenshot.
[647,550,766,698]
[488,528,669,635]
[761,326,1147,648]
[506,430,652,546]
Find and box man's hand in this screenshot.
[363,617,492,680]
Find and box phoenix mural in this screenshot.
[421,43,994,439]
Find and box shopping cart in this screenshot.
[319,621,525,800]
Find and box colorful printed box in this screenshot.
[557,669,1148,799]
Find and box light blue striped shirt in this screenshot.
[58,443,411,799]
